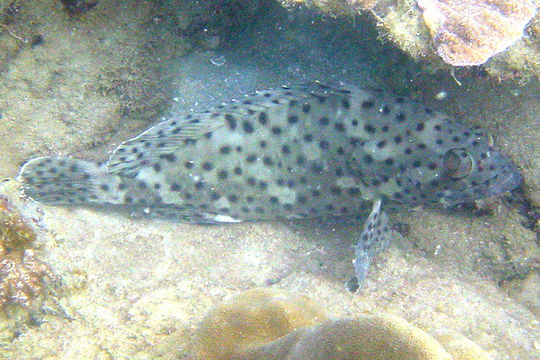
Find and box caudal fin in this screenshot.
[18,157,124,205]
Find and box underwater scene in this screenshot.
[0,0,539,359]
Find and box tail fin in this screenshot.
[18,157,125,205]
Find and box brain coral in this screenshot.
[191,288,492,360]
[191,288,327,360]
[417,0,537,66]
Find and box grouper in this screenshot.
[18,82,522,288]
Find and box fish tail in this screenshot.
[18,157,125,205]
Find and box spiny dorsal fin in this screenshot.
[106,111,229,176]
[106,82,350,177]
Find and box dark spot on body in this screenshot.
[311,164,323,174]
[152,163,161,172]
[195,181,204,190]
[218,170,228,179]
[246,155,257,163]
[302,103,311,113]
[202,162,213,171]
[288,115,299,124]
[242,121,254,133]
[281,145,290,154]
[364,124,376,134]
[258,112,268,125]
[263,157,274,166]
[159,154,177,162]
[334,122,345,132]
[416,123,425,132]
[272,126,282,135]
[361,100,374,108]
[225,114,237,129]
[319,140,329,150]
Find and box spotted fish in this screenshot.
[18,82,522,288]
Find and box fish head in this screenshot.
[393,126,522,208]
[436,143,522,206]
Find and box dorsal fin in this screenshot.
[106,82,351,176]
[106,111,230,176]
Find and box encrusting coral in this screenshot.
[0,196,54,309]
[417,0,537,66]
[190,288,493,360]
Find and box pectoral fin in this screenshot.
[346,199,392,292]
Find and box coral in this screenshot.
[0,196,54,309]
[241,317,453,360]
[432,329,493,360]
[417,0,537,66]
[280,0,540,78]
[191,287,327,360]
[191,288,494,360]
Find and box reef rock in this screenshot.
[417,0,537,66]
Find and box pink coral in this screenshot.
[417,0,537,66]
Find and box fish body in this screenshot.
[18,82,522,287]
[19,82,521,222]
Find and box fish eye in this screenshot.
[444,148,473,179]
